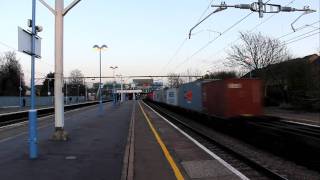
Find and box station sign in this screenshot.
[116,90,142,93]
[18,27,41,58]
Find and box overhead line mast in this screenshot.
[39,0,82,141]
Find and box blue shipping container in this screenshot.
[178,81,203,111]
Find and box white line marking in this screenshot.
[0,101,103,116]
[0,114,54,131]
[0,123,53,143]
[0,132,28,143]
[0,106,20,108]
[282,120,320,128]
[142,101,249,180]
[265,114,319,123]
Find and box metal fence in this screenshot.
[0,96,86,108]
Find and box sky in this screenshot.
[0,0,319,85]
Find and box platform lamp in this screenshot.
[91,78,97,101]
[110,66,118,106]
[93,45,108,114]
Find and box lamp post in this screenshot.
[47,79,50,96]
[116,74,124,103]
[110,66,118,106]
[84,79,87,101]
[91,78,96,101]
[47,78,54,105]
[77,84,80,103]
[93,45,108,114]
[65,79,68,104]
[19,73,22,107]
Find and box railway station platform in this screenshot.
[0,100,247,180]
[264,107,320,126]
[0,102,131,180]
[0,105,50,114]
[131,101,246,180]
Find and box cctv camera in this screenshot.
[36,26,43,32]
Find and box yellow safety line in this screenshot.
[138,102,184,180]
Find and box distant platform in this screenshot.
[265,107,320,126]
[0,105,49,114]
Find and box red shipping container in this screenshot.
[202,79,262,118]
[146,92,154,101]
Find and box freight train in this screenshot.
[146,78,263,119]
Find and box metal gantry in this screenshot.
[110,66,118,106]
[189,1,316,39]
[35,75,204,81]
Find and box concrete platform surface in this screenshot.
[132,101,245,180]
[133,101,177,180]
[265,107,320,126]
[0,101,133,180]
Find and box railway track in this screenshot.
[0,100,112,127]
[248,117,320,139]
[144,100,288,180]
[146,99,320,172]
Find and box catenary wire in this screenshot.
[172,12,254,72]
[159,0,216,75]
[196,0,301,71]
[285,31,320,45]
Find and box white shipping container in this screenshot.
[162,88,167,103]
[153,90,163,102]
[166,88,178,106]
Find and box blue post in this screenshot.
[99,85,103,114]
[28,110,37,157]
[28,0,38,159]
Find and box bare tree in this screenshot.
[227,32,289,71]
[0,51,26,96]
[203,71,238,80]
[167,73,184,88]
[40,72,54,96]
[69,69,85,96]
[69,69,84,85]
[182,68,202,82]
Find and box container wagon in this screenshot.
[162,88,168,104]
[202,78,262,118]
[166,88,179,106]
[153,89,166,103]
[178,81,203,112]
[146,92,154,101]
